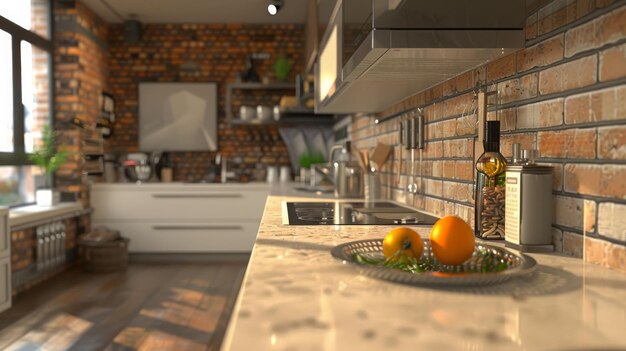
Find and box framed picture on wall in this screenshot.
[138,82,218,151]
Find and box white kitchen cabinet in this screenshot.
[0,207,10,312]
[91,183,270,253]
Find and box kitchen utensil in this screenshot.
[273,105,281,121]
[397,147,402,183]
[239,106,256,120]
[103,154,118,182]
[364,172,380,202]
[356,149,367,170]
[280,166,291,183]
[266,166,278,183]
[257,105,272,121]
[333,161,363,198]
[369,142,392,171]
[360,150,370,171]
[331,239,537,286]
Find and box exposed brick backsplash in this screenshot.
[351,0,626,272]
[106,23,304,181]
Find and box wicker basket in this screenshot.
[78,238,130,273]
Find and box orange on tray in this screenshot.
[429,216,475,265]
[383,227,424,261]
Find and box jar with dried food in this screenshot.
[475,121,507,239]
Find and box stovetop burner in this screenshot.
[285,201,438,225]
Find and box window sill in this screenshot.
[9,202,84,229]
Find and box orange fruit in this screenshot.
[429,216,475,265]
[383,227,424,261]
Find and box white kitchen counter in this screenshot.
[221,195,626,351]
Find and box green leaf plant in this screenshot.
[28,125,68,189]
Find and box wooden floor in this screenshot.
[0,258,248,351]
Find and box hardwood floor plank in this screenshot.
[0,260,247,351]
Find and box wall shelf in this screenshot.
[228,82,295,90]
[225,82,333,123]
[224,115,334,126]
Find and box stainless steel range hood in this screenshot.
[315,0,526,114]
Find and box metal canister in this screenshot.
[333,161,363,198]
[505,165,554,251]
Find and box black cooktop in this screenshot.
[285,201,438,225]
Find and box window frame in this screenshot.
[0,1,54,205]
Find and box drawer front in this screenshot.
[92,189,268,221]
[93,221,260,253]
[0,256,11,312]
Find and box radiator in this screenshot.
[36,221,66,271]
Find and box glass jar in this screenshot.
[475,121,507,239]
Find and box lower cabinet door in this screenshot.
[93,221,261,253]
[0,256,11,312]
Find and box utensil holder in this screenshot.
[364,172,381,202]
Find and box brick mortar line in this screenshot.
[552,225,626,248]
[505,118,626,135]
[585,233,626,247]
[377,172,475,185]
[490,37,626,87]
[492,76,626,111]
[527,0,626,47]
[537,158,626,165]
[361,75,626,134]
[382,173,626,205]
[351,127,478,143]
[551,190,626,205]
[553,223,583,235]
[383,186,474,208]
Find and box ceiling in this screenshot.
[81,0,335,24]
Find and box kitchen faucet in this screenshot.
[216,153,236,183]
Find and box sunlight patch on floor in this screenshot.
[139,295,226,334]
[112,327,206,351]
[4,312,92,351]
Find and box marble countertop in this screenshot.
[221,195,626,351]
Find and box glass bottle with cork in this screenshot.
[475,120,507,239]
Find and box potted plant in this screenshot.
[29,125,67,206]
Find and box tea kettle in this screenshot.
[328,142,363,198]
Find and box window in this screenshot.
[0,1,52,207]
[0,0,50,39]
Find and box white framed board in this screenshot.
[139,82,218,151]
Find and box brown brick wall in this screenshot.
[351,0,626,273]
[106,23,304,181]
[54,0,109,205]
[12,0,107,293]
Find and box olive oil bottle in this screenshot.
[475,121,507,239]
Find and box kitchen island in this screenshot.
[221,195,626,351]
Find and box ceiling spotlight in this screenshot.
[267,0,283,15]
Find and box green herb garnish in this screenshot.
[353,249,510,274]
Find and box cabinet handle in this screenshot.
[152,193,243,199]
[152,225,243,231]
